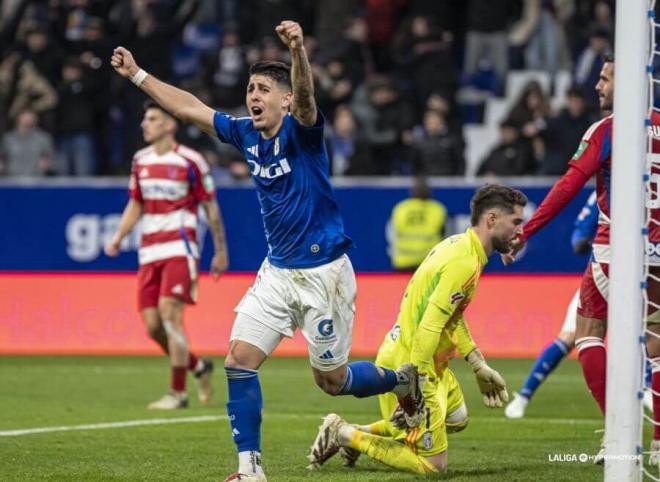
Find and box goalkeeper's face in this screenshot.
[246,74,292,134]
[490,205,524,254]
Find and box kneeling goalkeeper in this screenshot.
[308,184,525,473]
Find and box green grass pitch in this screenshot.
[0,356,648,481]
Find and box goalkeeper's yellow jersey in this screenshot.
[376,228,488,380]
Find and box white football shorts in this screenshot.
[232,254,356,371]
[560,289,580,333]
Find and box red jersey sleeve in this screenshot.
[176,145,215,202]
[520,118,609,241]
[189,159,215,202]
[128,159,142,202]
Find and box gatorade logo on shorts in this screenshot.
[318,319,334,337]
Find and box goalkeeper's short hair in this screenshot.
[470,184,528,226]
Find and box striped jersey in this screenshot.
[376,228,487,379]
[521,111,660,264]
[128,144,215,265]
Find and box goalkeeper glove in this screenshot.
[467,349,509,408]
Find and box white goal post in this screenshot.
[605,1,649,481]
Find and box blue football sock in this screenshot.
[337,361,397,398]
[225,367,263,452]
[519,338,570,400]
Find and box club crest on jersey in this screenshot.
[423,431,433,449]
[572,141,588,160]
[274,137,280,155]
[139,167,149,177]
[450,291,465,305]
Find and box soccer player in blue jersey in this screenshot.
[111,20,420,482]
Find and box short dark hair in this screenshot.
[470,184,528,226]
[143,99,176,121]
[248,61,292,90]
[603,53,614,63]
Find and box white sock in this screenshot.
[238,450,263,474]
[391,370,409,397]
[337,424,356,446]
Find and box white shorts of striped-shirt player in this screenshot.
[231,254,356,371]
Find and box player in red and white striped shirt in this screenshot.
[105,101,229,409]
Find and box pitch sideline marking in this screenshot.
[0,414,601,438]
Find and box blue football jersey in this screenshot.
[571,190,598,252]
[213,111,353,268]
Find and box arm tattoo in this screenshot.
[290,47,317,126]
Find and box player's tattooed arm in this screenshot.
[202,199,229,279]
[276,21,317,126]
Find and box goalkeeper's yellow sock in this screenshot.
[342,427,438,474]
[363,419,391,436]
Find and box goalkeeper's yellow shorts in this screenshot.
[378,367,465,456]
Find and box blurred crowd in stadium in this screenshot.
[0,0,626,179]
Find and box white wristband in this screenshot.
[131,69,148,87]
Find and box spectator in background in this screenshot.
[0,108,55,176]
[506,80,550,162]
[364,0,407,72]
[477,120,536,176]
[22,25,63,88]
[315,57,354,120]
[393,15,458,107]
[0,50,58,136]
[508,0,539,69]
[463,0,519,88]
[540,86,594,175]
[387,176,447,271]
[425,91,463,138]
[325,104,374,176]
[316,16,371,86]
[54,56,97,176]
[206,25,247,111]
[314,0,360,49]
[409,109,464,176]
[351,76,416,174]
[523,0,563,76]
[574,26,612,111]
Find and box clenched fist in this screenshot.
[275,21,304,50]
[110,47,139,79]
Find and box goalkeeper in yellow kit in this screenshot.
[308,184,527,474]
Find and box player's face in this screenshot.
[490,205,525,254]
[596,62,614,111]
[246,75,292,134]
[141,108,174,144]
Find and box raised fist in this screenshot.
[275,21,304,50]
